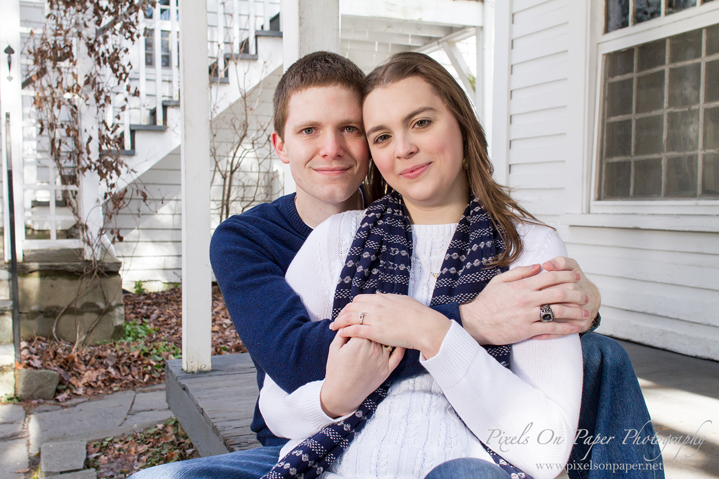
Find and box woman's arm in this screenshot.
[421,225,582,479]
[332,224,582,478]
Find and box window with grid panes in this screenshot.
[606,0,715,33]
[144,29,172,68]
[598,24,719,199]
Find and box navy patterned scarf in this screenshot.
[263,191,530,479]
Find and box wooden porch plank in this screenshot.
[166,353,262,456]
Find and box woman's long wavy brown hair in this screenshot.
[363,52,544,269]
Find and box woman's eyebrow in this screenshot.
[365,106,436,137]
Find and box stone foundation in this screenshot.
[17,261,124,344]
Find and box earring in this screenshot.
[462,157,468,169]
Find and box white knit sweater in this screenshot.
[259,210,583,479]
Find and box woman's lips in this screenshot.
[400,163,431,179]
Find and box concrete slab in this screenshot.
[130,387,166,412]
[0,368,15,397]
[28,390,134,454]
[0,422,24,440]
[0,438,29,479]
[618,339,719,479]
[0,344,14,367]
[122,409,173,428]
[40,470,96,479]
[0,404,25,423]
[40,441,87,474]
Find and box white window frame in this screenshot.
[588,0,719,216]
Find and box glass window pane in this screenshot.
[605,120,633,158]
[703,153,719,196]
[607,49,634,78]
[666,0,697,14]
[604,161,631,198]
[704,106,719,150]
[635,0,661,24]
[666,155,698,196]
[708,24,719,56]
[668,63,701,107]
[706,60,719,103]
[638,39,666,72]
[144,6,153,19]
[636,71,665,113]
[161,32,170,53]
[669,30,703,63]
[667,110,699,152]
[607,0,630,33]
[634,159,663,196]
[635,115,664,155]
[606,79,634,117]
[145,53,153,67]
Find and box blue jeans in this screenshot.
[424,458,511,479]
[128,445,282,479]
[568,333,664,479]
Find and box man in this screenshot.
[133,52,662,479]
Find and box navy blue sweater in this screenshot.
[210,193,461,446]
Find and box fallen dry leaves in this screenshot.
[86,418,195,479]
[20,286,247,401]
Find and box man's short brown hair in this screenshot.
[273,51,366,139]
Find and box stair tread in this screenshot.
[129,124,167,131]
[256,30,282,37]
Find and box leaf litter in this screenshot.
[19,286,247,402]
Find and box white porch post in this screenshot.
[481,0,494,159]
[179,0,212,372]
[0,0,25,262]
[280,0,339,195]
[75,31,104,260]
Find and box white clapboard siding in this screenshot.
[561,221,719,360]
[506,0,570,227]
[598,306,719,361]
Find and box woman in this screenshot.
[259,52,582,479]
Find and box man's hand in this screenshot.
[537,257,601,340]
[459,257,600,345]
[320,333,404,418]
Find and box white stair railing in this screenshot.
[18,0,281,252]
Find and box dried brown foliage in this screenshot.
[21,286,246,402]
[87,418,195,478]
[27,1,154,350]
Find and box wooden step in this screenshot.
[166,353,261,456]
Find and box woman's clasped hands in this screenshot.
[331,293,452,360]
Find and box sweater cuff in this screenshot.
[420,321,481,387]
[295,381,341,433]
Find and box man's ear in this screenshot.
[271,131,289,165]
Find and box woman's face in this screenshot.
[363,76,468,214]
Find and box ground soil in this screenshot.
[19,286,246,403]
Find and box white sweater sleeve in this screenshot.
[258,211,363,440]
[420,224,583,479]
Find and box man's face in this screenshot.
[272,85,369,207]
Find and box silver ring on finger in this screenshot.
[358,311,365,325]
[382,344,393,352]
[540,304,554,322]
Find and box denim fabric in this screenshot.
[568,333,665,479]
[423,458,512,479]
[128,445,282,479]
